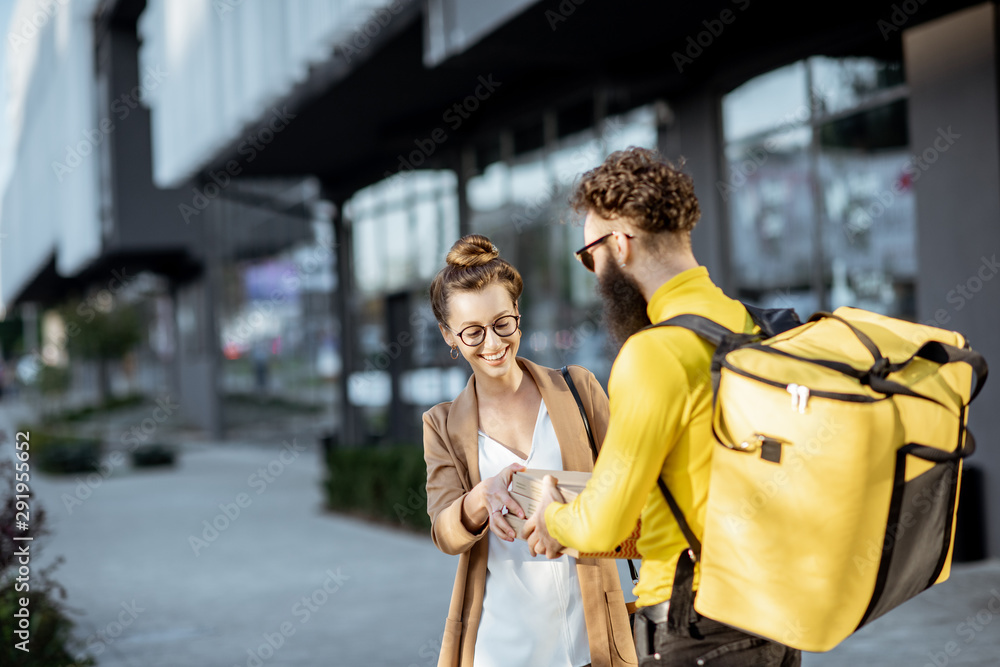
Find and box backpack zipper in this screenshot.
[722,361,880,404]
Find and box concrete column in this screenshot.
[332,200,362,446]
[658,90,731,293]
[904,3,1000,557]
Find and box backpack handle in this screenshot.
[809,313,988,404]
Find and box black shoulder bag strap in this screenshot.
[561,366,640,587]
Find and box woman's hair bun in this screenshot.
[445,234,500,268]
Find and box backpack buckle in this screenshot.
[870,357,891,379]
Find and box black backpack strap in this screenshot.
[742,303,802,338]
[657,477,702,561]
[561,366,639,585]
[561,366,599,461]
[643,314,735,347]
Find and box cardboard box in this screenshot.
[505,469,641,559]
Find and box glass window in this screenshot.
[720,57,914,318]
[347,170,459,296]
[463,105,659,382]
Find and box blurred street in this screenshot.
[1,399,453,667]
[2,3,1000,663]
[2,392,998,666]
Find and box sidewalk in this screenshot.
[4,399,999,666]
[5,405,454,667]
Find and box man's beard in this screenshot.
[596,261,651,352]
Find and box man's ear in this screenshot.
[615,230,633,266]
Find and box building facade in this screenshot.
[2,0,997,556]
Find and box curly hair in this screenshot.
[570,147,700,234]
[430,234,524,326]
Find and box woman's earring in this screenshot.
[450,346,459,360]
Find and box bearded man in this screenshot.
[523,147,801,666]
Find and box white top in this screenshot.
[473,399,591,667]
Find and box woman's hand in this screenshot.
[461,462,526,541]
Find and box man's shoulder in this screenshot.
[610,329,693,391]
[621,321,709,361]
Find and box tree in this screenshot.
[61,302,143,404]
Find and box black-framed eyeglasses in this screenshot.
[574,232,634,272]
[446,314,521,347]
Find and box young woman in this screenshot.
[422,234,636,667]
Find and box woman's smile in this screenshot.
[479,346,509,365]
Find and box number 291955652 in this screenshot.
[15,431,30,529]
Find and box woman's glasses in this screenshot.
[574,232,634,272]
[447,314,521,347]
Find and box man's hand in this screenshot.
[523,475,566,558]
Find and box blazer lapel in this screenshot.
[446,373,482,490]
[521,359,595,474]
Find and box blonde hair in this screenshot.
[429,234,523,326]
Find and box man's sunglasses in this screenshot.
[574,232,634,272]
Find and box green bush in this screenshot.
[36,364,71,396]
[23,429,103,475]
[56,393,145,423]
[324,444,431,532]
[0,460,95,665]
[131,443,177,468]
[0,584,95,666]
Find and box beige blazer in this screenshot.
[422,358,638,667]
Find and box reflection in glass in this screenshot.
[721,56,914,319]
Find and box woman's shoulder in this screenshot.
[517,356,593,378]
[516,356,601,387]
[422,400,454,425]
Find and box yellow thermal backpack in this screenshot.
[650,305,988,653]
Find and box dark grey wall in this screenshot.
[102,27,195,251]
[659,90,731,292]
[905,2,1000,557]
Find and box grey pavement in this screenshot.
[3,399,999,666]
[4,403,453,667]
